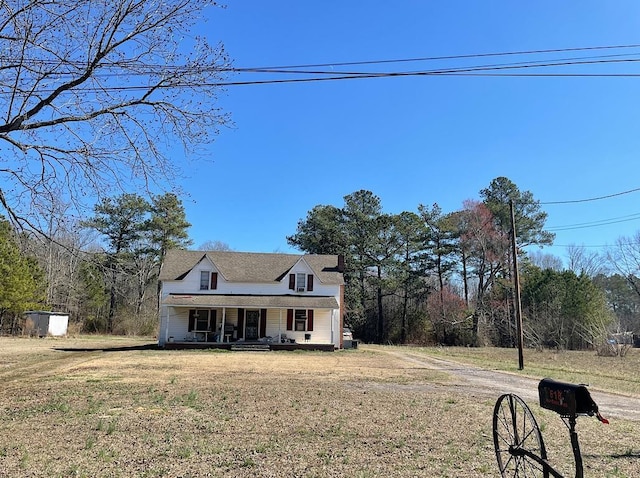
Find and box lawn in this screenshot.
[0,336,637,477]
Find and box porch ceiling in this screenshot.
[163,294,339,309]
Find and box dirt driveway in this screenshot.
[381,349,640,422]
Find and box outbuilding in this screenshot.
[25,311,69,337]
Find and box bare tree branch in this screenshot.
[0,0,230,231]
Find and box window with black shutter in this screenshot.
[296,273,306,292]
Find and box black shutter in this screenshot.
[286,309,293,331]
[211,272,218,290]
[237,308,244,339]
[307,310,314,331]
[188,310,195,332]
[307,274,314,292]
[210,310,217,331]
[260,309,267,337]
[288,274,295,290]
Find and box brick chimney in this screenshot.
[337,254,345,272]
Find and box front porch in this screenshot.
[160,295,342,349]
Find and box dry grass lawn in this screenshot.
[0,336,638,477]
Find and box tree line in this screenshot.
[287,177,640,349]
[0,193,191,336]
[1,176,640,350]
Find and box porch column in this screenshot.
[164,307,170,346]
[220,307,226,343]
[278,309,283,343]
[330,309,335,346]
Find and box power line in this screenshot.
[547,213,640,232]
[541,187,640,205]
[4,46,640,93]
[234,52,640,76]
[4,42,640,72]
[4,55,640,94]
[232,43,640,70]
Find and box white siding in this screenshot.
[163,308,189,343]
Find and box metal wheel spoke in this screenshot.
[493,394,547,478]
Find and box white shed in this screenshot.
[25,311,69,337]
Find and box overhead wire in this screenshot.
[4,55,640,93]
[4,42,640,73]
[540,187,640,205]
[3,41,640,245]
[234,43,640,70]
[4,44,640,93]
[547,213,640,231]
[533,187,640,236]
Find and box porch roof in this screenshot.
[163,293,339,309]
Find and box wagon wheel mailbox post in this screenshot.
[493,378,609,478]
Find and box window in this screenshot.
[286,309,313,332]
[200,271,209,290]
[188,309,217,332]
[295,309,307,331]
[200,271,218,290]
[289,273,313,292]
[296,273,306,292]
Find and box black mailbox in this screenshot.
[538,378,599,417]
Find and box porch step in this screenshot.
[230,343,271,352]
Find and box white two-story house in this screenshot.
[158,250,345,349]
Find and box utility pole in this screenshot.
[510,200,525,370]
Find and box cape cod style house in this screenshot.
[158,250,345,350]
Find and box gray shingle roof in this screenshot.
[159,250,344,285]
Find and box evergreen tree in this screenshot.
[82,194,150,332]
[0,219,44,333]
[82,192,193,333]
[148,193,193,265]
[480,176,554,247]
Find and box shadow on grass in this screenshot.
[53,343,160,353]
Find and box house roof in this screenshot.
[163,294,340,309]
[159,250,344,285]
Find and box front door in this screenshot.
[245,310,259,340]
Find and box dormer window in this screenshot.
[200,271,218,290]
[296,273,306,292]
[289,273,314,292]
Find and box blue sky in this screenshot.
[179,2,640,262]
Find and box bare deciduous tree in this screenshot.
[198,240,233,251]
[528,250,563,272]
[566,243,606,277]
[608,232,640,298]
[0,0,229,230]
